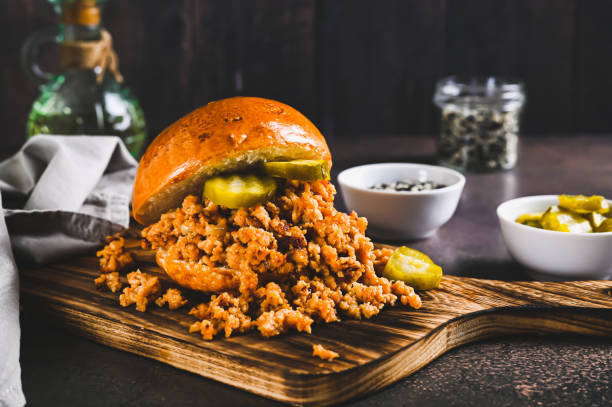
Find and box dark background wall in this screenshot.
[1,0,611,154]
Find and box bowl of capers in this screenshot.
[497,194,612,280]
[337,163,465,240]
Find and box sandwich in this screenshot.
[133,96,421,339]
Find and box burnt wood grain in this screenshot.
[20,237,612,406]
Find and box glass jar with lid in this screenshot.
[433,76,526,172]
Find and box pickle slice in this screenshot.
[558,194,610,214]
[516,213,543,225]
[382,246,443,290]
[595,219,612,233]
[586,212,606,229]
[203,174,277,209]
[524,220,542,229]
[262,159,330,181]
[540,206,592,233]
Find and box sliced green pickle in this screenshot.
[524,220,542,229]
[586,212,606,229]
[558,194,610,214]
[203,174,277,209]
[540,206,592,233]
[262,159,330,181]
[595,219,612,233]
[382,246,443,290]
[516,213,543,225]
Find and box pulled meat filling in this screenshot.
[119,270,161,312]
[312,344,339,361]
[94,272,123,293]
[143,180,421,340]
[97,235,134,273]
[155,288,188,310]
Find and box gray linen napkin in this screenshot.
[0,135,138,407]
[0,207,24,407]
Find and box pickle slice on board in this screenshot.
[382,246,443,290]
[540,206,592,233]
[203,174,277,209]
[558,194,610,214]
[262,159,330,181]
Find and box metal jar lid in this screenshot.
[434,76,526,111]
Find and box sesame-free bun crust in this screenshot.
[132,97,331,225]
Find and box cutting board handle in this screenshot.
[432,276,612,345]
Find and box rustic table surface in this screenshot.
[20,135,612,407]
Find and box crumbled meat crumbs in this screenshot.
[119,270,161,312]
[312,344,339,361]
[94,272,123,293]
[155,288,188,310]
[97,235,134,273]
[142,180,421,340]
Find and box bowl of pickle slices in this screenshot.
[497,194,612,280]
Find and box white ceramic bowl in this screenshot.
[337,163,465,240]
[497,195,612,280]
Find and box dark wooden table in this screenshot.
[20,135,612,406]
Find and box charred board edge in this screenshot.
[20,288,612,407]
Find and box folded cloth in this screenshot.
[0,135,138,407]
[0,205,24,407]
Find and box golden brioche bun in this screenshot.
[132,96,331,225]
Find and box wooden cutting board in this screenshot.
[20,236,612,407]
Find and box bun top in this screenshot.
[132,97,331,225]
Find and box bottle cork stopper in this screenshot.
[61,0,100,26]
